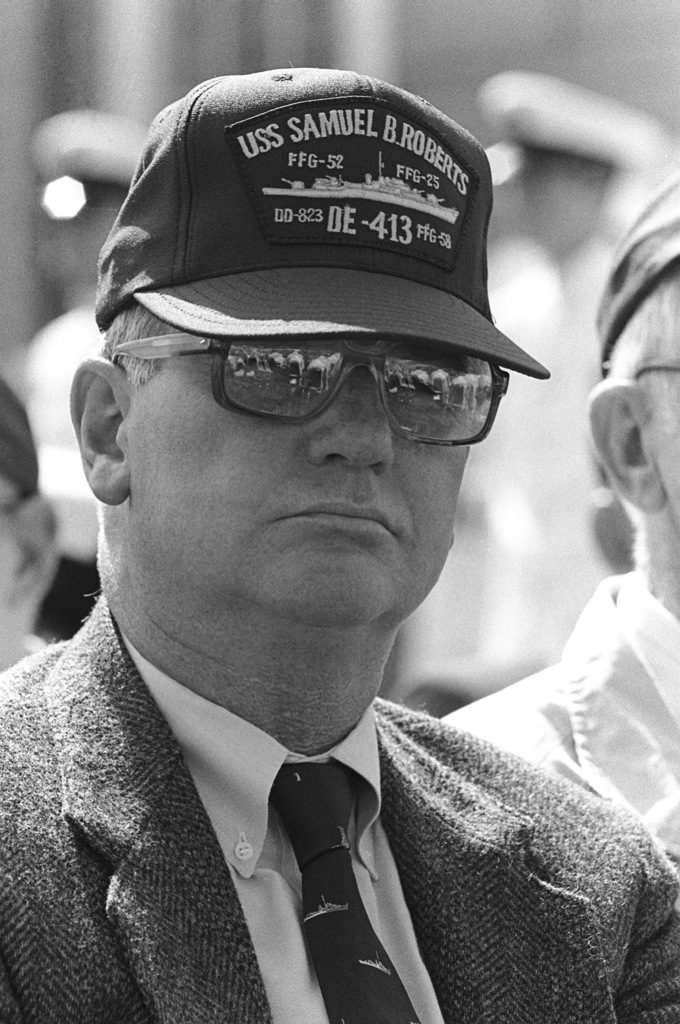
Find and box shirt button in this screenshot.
[235,831,254,861]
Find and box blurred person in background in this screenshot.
[471,72,673,671]
[1,68,678,1021]
[0,374,57,670]
[400,72,673,714]
[25,109,146,639]
[451,171,680,881]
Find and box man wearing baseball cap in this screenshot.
[0,69,678,1021]
[453,171,680,889]
[0,375,57,671]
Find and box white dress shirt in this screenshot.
[124,638,445,1024]
[616,571,680,734]
[565,572,680,857]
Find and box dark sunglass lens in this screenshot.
[223,344,343,416]
[384,354,493,441]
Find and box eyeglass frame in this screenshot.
[633,362,680,380]
[113,332,509,446]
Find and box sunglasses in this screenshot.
[114,333,509,446]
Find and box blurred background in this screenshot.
[2,0,680,707]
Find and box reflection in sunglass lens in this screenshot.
[384,355,492,441]
[221,342,493,442]
[224,345,343,416]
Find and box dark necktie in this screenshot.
[270,761,421,1024]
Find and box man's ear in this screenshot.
[588,379,666,514]
[70,357,132,506]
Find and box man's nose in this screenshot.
[303,366,395,469]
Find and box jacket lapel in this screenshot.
[45,601,272,1024]
[377,714,615,1024]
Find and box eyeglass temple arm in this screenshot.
[114,334,213,359]
[634,362,680,379]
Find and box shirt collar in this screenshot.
[616,572,680,731]
[122,637,381,878]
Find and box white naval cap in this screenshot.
[32,109,147,189]
[479,71,669,173]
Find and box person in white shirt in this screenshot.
[0,69,679,1023]
[451,169,680,879]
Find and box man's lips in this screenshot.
[277,503,400,536]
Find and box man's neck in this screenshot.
[112,598,396,755]
[641,522,680,625]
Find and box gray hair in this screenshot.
[101,301,177,386]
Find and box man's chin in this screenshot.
[260,562,403,630]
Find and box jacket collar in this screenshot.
[561,575,680,859]
[44,600,272,1024]
[45,600,611,1023]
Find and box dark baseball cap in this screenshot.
[0,376,39,499]
[598,170,680,372]
[97,68,548,379]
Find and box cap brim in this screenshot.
[134,268,549,379]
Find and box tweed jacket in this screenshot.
[0,601,679,1024]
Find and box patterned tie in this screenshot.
[270,761,421,1024]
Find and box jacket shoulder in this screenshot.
[0,641,76,834]
[375,694,595,824]
[375,697,676,893]
[0,642,69,747]
[375,700,680,1015]
[0,641,69,697]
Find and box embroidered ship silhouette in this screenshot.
[262,152,459,226]
[304,895,349,922]
[358,952,392,975]
[335,825,350,849]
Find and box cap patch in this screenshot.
[226,98,476,271]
